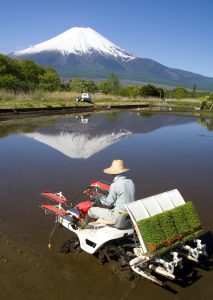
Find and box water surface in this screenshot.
[0,111,212,300]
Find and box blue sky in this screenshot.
[0,0,213,77]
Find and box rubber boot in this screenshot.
[78,215,91,229]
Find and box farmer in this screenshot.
[79,159,135,228]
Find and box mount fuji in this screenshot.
[12,27,213,90]
[14,27,135,60]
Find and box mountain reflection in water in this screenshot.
[25,130,131,159]
[22,112,194,159]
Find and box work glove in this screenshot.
[92,194,102,203]
[92,195,114,208]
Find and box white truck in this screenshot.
[76,93,92,103]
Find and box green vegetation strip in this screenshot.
[137,201,202,254]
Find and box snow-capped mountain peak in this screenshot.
[14,27,135,60]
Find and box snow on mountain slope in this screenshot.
[14,27,135,60]
[24,130,132,159]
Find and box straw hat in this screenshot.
[104,160,129,175]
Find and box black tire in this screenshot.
[60,238,80,253]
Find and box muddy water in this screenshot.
[0,111,212,300]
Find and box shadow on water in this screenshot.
[152,267,201,295]
[157,231,213,295]
[197,231,213,271]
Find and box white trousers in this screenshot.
[88,207,117,221]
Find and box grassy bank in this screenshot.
[0,90,153,109]
[0,90,209,113]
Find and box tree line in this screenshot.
[0,55,165,98]
[0,54,61,92]
[0,54,212,101]
[65,76,208,100]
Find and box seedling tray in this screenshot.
[137,201,202,254]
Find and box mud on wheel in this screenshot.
[96,238,139,281]
[60,238,81,253]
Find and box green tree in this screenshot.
[0,54,62,93]
[69,78,97,92]
[0,54,21,77]
[139,84,160,97]
[157,87,165,99]
[106,73,121,94]
[0,75,20,92]
[83,79,97,92]
[69,78,84,92]
[169,87,189,99]
[192,84,197,98]
[19,60,40,83]
[19,60,44,91]
[119,86,141,98]
[97,74,121,95]
[128,86,140,98]
[39,69,61,91]
[97,80,110,94]
[200,93,213,111]
[60,81,70,91]
[117,86,130,97]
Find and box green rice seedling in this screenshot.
[170,205,190,234]
[183,201,201,229]
[137,215,165,252]
[157,211,178,242]
[137,201,203,254]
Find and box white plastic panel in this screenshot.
[142,196,163,216]
[155,192,175,211]
[126,189,185,222]
[167,189,185,206]
[127,201,150,222]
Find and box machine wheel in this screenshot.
[98,244,119,264]
[107,257,136,281]
[60,238,81,253]
[97,243,136,281]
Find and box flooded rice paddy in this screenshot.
[0,111,212,300]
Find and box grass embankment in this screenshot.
[0,90,208,113]
[0,90,150,109]
[0,91,88,109]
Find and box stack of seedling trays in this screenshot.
[137,201,203,255]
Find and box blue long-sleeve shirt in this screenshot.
[100,175,135,214]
